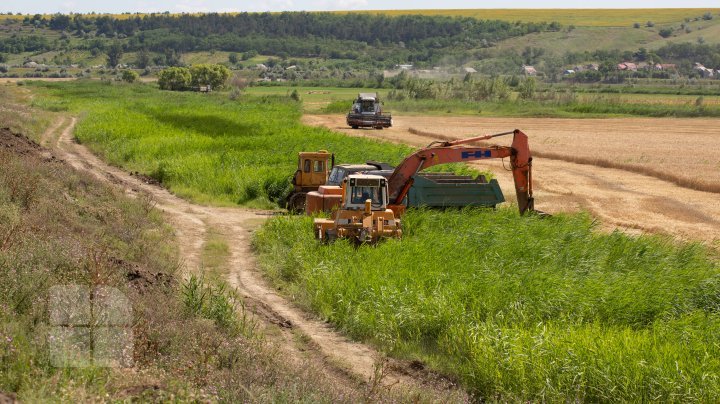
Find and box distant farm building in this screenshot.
[694,63,714,78]
[522,65,537,76]
[617,62,637,71]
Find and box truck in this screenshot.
[346,93,392,129]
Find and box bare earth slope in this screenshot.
[43,117,465,401]
[303,114,720,244]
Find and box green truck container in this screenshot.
[406,173,505,208]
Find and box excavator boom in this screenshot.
[387,129,534,214]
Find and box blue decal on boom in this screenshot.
[461,150,492,159]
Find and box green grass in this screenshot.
[253,208,720,401]
[250,85,720,118]
[28,81,421,207]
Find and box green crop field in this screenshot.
[254,209,720,401]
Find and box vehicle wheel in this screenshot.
[324,229,337,243]
[375,126,383,130]
[287,192,307,213]
[351,125,359,129]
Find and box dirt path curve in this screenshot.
[44,117,463,400]
[303,114,720,245]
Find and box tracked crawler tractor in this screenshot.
[313,174,402,243]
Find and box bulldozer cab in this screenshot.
[294,151,334,189]
[342,174,388,211]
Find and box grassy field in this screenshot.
[253,209,720,401]
[0,81,400,403]
[19,79,720,400]
[247,85,720,118]
[26,81,421,207]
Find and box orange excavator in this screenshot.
[311,129,534,242]
[385,129,534,216]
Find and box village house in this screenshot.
[522,65,537,76]
[617,62,637,71]
[694,62,714,78]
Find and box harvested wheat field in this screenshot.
[303,115,720,244]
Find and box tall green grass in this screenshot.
[253,208,720,401]
[30,80,484,207]
[29,81,418,207]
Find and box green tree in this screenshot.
[228,53,238,64]
[518,77,536,100]
[121,70,138,83]
[242,50,258,61]
[189,64,231,89]
[106,42,123,67]
[158,67,191,91]
[136,49,150,69]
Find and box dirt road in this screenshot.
[43,117,463,400]
[303,114,720,244]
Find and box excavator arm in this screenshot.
[387,129,534,214]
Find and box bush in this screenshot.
[158,66,191,91]
[659,28,673,38]
[121,69,138,83]
[189,64,231,89]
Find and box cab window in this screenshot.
[328,168,345,185]
[314,160,324,172]
[303,159,311,173]
[351,186,381,205]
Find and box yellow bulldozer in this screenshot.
[313,174,402,243]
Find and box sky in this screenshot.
[4,0,720,14]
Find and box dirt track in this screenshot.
[303,114,720,244]
[42,117,464,400]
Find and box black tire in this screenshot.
[351,125,359,129]
[287,192,307,213]
[324,229,337,243]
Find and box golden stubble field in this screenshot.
[304,114,720,243]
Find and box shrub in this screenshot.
[121,69,138,83]
[659,28,673,38]
[189,64,231,89]
[158,66,191,91]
